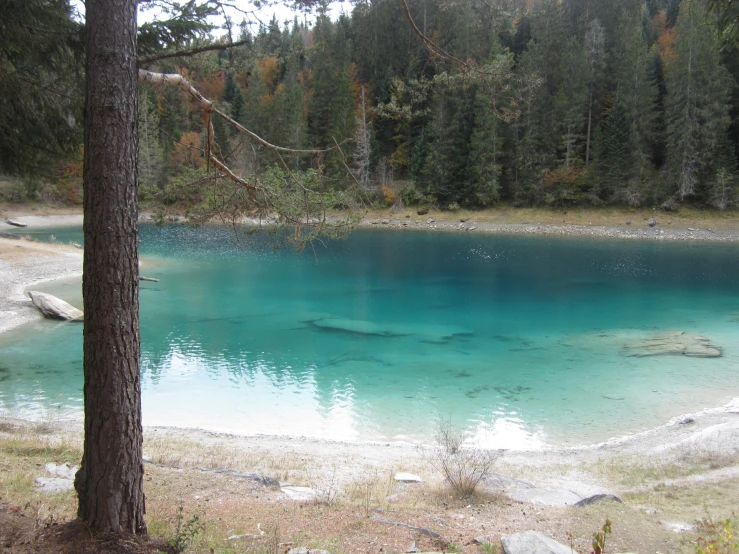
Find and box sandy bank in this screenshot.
[0,237,83,335]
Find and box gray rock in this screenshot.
[502,531,577,554]
[406,541,418,553]
[35,477,74,493]
[28,291,83,321]
[648,219,657,227]
[427,217,435,223]
[574,493,622,507]
[508,486,582,507]
[287,548,331,554]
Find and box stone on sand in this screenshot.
[501,531,577,554]
[27,291,83,321]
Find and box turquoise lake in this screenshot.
[1,225,738,449]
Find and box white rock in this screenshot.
[507,486,582,507]
[5,218,27,228]
[281,486,316,501]
[502,531,577,554]
[394,472,422,483]
[45,462,77,479]
[28,291,83,321]
[35,477,74,493]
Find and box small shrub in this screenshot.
[591,518,612,554]
[423,419,500,498]
[381,185,397,206]
[693,516,739,554]
[169,504,205,554]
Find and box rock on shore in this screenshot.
[28,291,83,321]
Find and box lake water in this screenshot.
[1,225,738,450]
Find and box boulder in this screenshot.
[621,331,721,358]
[501,531,578,554]
[648,219,657,227]
[5,218,27,228]
[28,291,83,321]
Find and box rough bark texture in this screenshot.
[74,0,146,534]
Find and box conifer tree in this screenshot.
[665,0,733,200]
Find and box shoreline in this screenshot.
[356,215,739,241]
[2,212,739,464]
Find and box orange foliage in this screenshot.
[172,131,205,169]
[197,71,225,101]
[653,11,677,68]
[381,186,397,206]
[258,56,280,92]
[543,165,584,188]
[260,93,274,106]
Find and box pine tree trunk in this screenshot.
[74,0,146,534]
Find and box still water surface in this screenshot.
[1,225,738,449]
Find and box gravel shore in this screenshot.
[359,215,739,241]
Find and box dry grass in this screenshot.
[2,419,739,553]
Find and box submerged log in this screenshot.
[138,276,159,282]
[28,291,83,321]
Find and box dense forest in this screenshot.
[4,0,739,211]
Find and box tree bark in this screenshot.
[74,0,146,534]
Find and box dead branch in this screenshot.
[137,39,251,64]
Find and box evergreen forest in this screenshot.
[5,0,739,211]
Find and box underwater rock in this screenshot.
[28,291,83,321]
[312,318,410,337]
[311,316,472,343]
[621,331,721,358]
[502,531,578,554]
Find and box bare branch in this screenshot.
[398,0,472,69]
[138,39,251,64]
